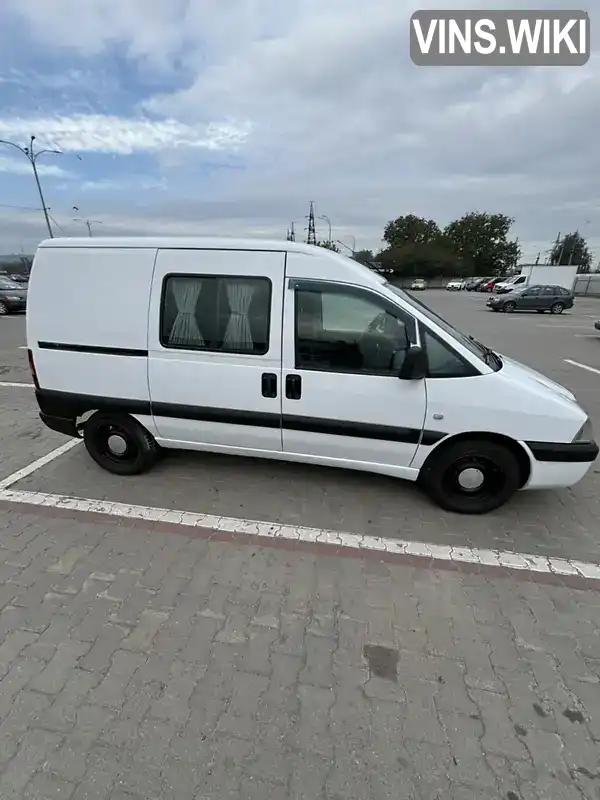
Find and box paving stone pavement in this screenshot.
[1,506,600,799]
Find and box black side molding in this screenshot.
[39,413,81,439]
[526,440,599,463]
[36,389,151,419]
[38,342,148,358]
[34,388,447,446]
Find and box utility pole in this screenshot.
[306,202,317,245]
[286,222,296,242]
[0,135,62,238]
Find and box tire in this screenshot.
[83,411,160,476]
[419,439,521,514]
[0,301,8,315]
[503,301,516,312]
[550,302,564,315]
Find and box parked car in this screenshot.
[465,277,488,291]
[446,279,465,291]
[487,284,574,314]
[410,278,427,290]
[0,276,27,315]
[26,236,599,517]
[479,278,501,292]
[494,275,528,294]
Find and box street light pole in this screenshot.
[0,135,62,239]
[318,214,332,244]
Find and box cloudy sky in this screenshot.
[0,0,597,261]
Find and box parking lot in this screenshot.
[4,292,600,800]
[2,289,600,565]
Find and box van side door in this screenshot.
[148,248,284,452]
[281,266,427,471]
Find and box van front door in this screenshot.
[281,276,427,471]
[148,248,284,453]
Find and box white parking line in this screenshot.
[0,488,599,579]
[0,381,34,388]
[0,439,81,491]
[564,359,600,376]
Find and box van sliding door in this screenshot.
[147,248,285,453]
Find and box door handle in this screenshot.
[286,374,302,400]
[261,373,278,398]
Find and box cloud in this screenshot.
[0,115,251,155]
[0,154,69,177]
[0,0,598,262]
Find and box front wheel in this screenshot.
[503,301,516,312]
[419,439,521,514]
[551,302,564,314]
[0,301,8,315]
[83,411,160,475]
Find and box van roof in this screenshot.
[36,236,387,289]
[38,236,337,255]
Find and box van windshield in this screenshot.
[386,283,502,370]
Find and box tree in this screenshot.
[314,240,340,252]
[444,212,520,276]
[353,249,375,265]
[378,239,466,279]
[383,214,441,249]
[549,231,593,273]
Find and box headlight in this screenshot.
[5,296,21,301]
[574,418,594,443]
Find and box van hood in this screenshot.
[499,354,577,404]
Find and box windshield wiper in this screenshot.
[468,335,502,368]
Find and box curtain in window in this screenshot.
[168,279,204,346]
[223,281,255,349]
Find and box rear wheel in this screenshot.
[551,302,564,314]
[83,411,160,476]
[419,439,521,514]
[503,301,516,312]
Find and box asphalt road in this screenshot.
[3,290,600,563]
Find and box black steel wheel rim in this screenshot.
[442,455,506,506]
[90,423,139,465]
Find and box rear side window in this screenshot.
[557,286,570,296]
[161,275,272,355]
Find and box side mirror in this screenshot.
[398,344,427,380]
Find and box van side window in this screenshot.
[161,275,271,355]
[422,328,478,378]
[295,284,414,376]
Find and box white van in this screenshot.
[26,237,598,515]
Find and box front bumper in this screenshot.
[526,440,599,463]
[522,439,598,490]
[522,442,598,489]
[4,300,26,312]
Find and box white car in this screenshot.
[446,279,465,291]
[411,279,427,290]
[26,235,598,516]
